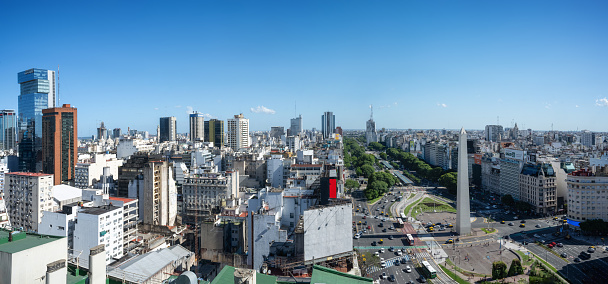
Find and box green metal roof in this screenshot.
[211,266,277,284]
[309,265,373,284]
[0,229,65,254]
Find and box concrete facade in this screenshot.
[73,205,124,264]
[5,172,54,232]
[456,128,471,235]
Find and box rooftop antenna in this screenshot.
[56,65,60,107]
[370,104,373,120]
[497,116,500,125]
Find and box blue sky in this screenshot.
[1,1,607,136]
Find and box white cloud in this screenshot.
[393,102,398,106]
[545,103,551,109]
[437,103,447,108]
[175,105,182,108]
[250,105,276,114]
[596,97,608,107]
[186,106,194,114]
[154,107,159,110]
[575,105,580,108]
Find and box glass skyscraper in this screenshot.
[18,68,55,172]
[0,109,17,151]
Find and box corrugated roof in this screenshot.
[309,265,373,284]
[114,245,193,281]
[211,266,276,284]
[52,184,83,202]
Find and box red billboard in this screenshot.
[329,178,337,198]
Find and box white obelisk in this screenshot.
[456,127,471,235]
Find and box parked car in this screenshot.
[561,253,567,258]
[405,265,412,273]
[574,257,581,262]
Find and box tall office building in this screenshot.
[290,115,303,135]
[97,121,108,140]
[42,104,77,185]
[18,68,56,172]
[321,111,335,139]
[113,128,122,138]
[159,116,177,142]
[189,112,205,142]
[227,114,250,150]
[484,125,503,142]
[365,106,377,145]
[204,119,224,148]
[0,110,17,151]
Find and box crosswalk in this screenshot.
[366,251,432,274]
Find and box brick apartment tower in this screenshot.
[42,104,77,185]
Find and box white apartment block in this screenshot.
[73,205,124,264]
[74,153,124,189]
[5,172,54,232]
[567,167,608,222]
[116,138,154,159]
[519,163,557,215]
[108,196,139,255]
[227,113,250,151]
[182,171,238,221]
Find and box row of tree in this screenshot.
[364,171,399,200]
[384,146,458,194]
[492,259,524,279]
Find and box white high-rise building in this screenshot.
[321,111,335,139]
[290,115,303,135]
[227,113,250,150]
[485,125,503,142]
[73,204,124,264]
[365,106,378,145]
[189,112,205,142]
[567,167,608,222]
[5,172,54,232]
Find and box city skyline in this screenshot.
[1,1,608,136]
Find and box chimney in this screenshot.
[46,259,67,284]
[88,245,106,284]
[8,231,12,242]
[234,268,256,284]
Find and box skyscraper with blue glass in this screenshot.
[18,68,56,172]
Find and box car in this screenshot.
[385,213,389,217]
[548,243,554,248]
[574,257,581,262]
[379,239,384,244]
[588,247,596,253]
[389,247,395,252]
[520,223,525,228]
[401,248,407,253]
[374,215,379,219]
[561,253,568,258]
[395,259,400,265]
[353,234,360,239]
[382,228,387,232]
[520,220,526,223]
[446,239,454,244]
[405,265,412,272]
[508,222,514,226]
[500,220,505,224]
[522,241,529,245]
[374,252,379,256]
[514,216,519,220]
[556,243,563,247]
[401,257,407,264]
[389,235,394,240]
[397,250,403,256]
[363,216,366,219]
[379,223,384,227]
[380,248,385,253]
[419,276,427,283]
[389,275,396,282]
[381,271,387,278]
[372,241,377,246]
[535,224,541,228]
[408,281,415,284]
[580,251,591,259]
[376,208,380,211]
[367,225,371,229]
[389,226,394,230]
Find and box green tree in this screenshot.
[580,219,608,235]
[379,152,388,160]
[502,195,515,207]
[428,167,444,182]
[369,180,388,195]
[358,164,375,178]
[439,172,458,194]
[492,261,508,279]
[345,179,360,190]
[368,142,385,151]
[507,259,524,276]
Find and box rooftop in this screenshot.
[52,184,83,202]
[6,172,52,177]
[79,205,121,215]
[310,265,373,284]
[211,266,277,284]
[109,196,136,203]
[0,229,65,254]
